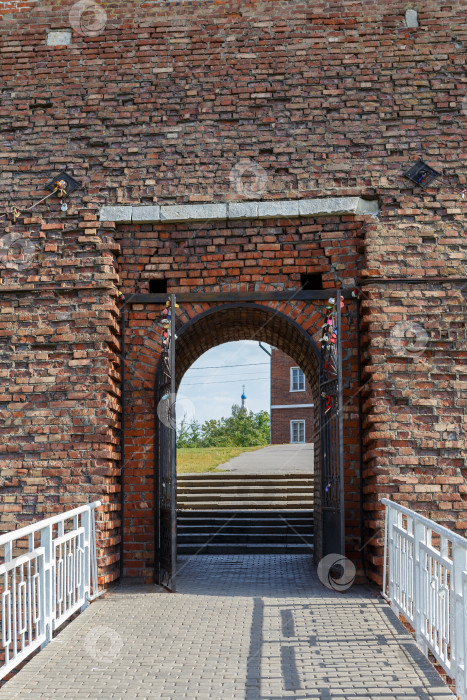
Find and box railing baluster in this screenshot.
[2,565,11,666]
[41,522,52,646]
[90,508,99,600]
[388,506,397,610]
[382,504,389,599]
[414,518,427,654]
[11,568,17,661]
[18,566,27,651]
[27,534,33,648]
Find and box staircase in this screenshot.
[177,473,314,555]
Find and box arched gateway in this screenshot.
[148,292,354,590]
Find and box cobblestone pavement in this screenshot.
[1,555,454,700]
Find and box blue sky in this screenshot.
[177,341,271,426]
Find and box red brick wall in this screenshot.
[271,348,315,406]
[0,255,122,586]
[270,348,314,444]
[271,407,314,446]
[0,1,37,16]
[0,0,465,586]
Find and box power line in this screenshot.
[188,361,270,371]
[182,377,270,386]
[183,370,271,381]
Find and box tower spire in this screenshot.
[241,384,247,412]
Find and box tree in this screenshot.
[177,416,203,447]
[176,404,270,448]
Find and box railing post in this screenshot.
[90,507,99,600]
[463,574,467,700]
[382,503,388,599]
[80,508,91,612]
[387,505,397,609]
[40,523,53,648]
[3,542,12,666]
[452,543,467,700]
[413,519,427,655]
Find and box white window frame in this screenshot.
[290,367,305,392]
[290,420,305,444]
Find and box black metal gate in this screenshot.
[319,290,345,557]
[149,290,347,587]
[154,295,177,590]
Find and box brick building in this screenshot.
[270,349,314,444]
[0,0,465,588]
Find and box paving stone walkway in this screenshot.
[1,555,454,699]
[220,444,314,474]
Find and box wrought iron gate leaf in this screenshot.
[155,295,177,590]
[318,291,345,557]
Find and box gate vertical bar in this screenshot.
[154,359,160,584]
[169,294,177,590]
[336,290,345,555]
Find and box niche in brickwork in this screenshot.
[149,279,168,293]
[301,273,323,291]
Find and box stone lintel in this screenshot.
[160,203,227,222]
[99,197,380,224]
[227,202,259,219]
[257,200,300,218]
[99,206,133,223]
[132,206,161,223]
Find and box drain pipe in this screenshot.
[258,342,272,444]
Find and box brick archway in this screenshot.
[124,294,361,581]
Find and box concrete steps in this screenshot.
[177,474,314,555]
[177,473,314,511]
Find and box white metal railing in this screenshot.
[0,501,101,680]
[382,498,467,700]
